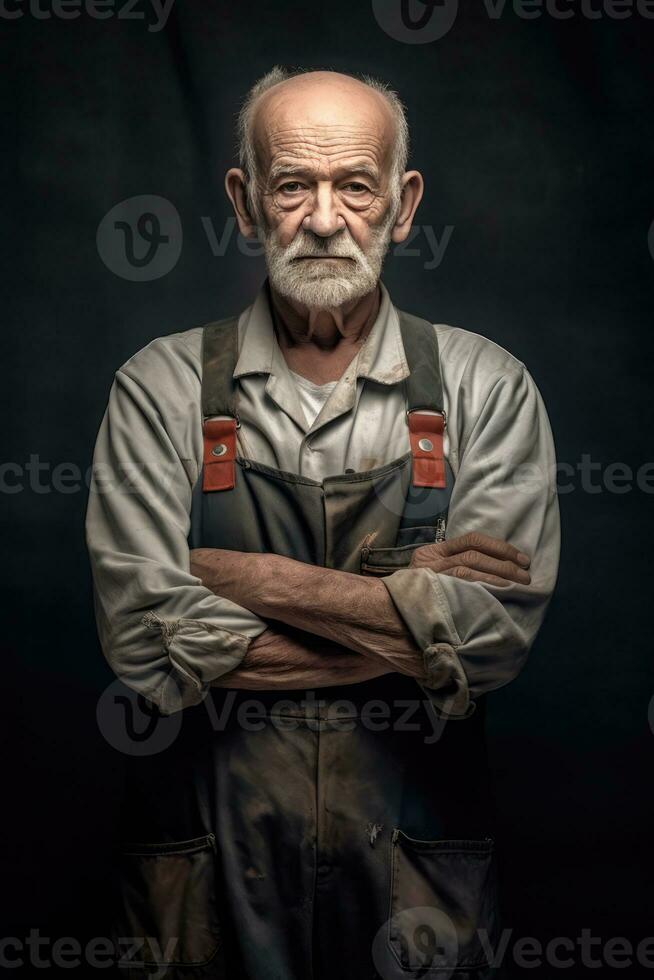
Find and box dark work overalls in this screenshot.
[113,309,500,980]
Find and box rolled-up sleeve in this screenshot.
[383,361,561,719]
[85,340,267,715]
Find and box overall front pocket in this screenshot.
[113,833,222,974]
[388,830,499,973]
[361,542,425,576]
[361,523,445,576]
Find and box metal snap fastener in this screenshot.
[418,437,434,452]
[211,444,227,457]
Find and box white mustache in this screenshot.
[281,230,364,262]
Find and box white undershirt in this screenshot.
[289,369,338,427]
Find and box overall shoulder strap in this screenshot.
[397,309,446,489]
[200,315,240,493]
[201,315,240,419]
[397,309,444,413]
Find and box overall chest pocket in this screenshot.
[361,522,445,576]
[112,833,223,977]
[388,830,499,974]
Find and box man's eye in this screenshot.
[279,182,305,193]
[342,182,370,193]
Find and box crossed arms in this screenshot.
[85,341,560,717]
[189,533,532,690]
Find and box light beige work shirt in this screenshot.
[85,280,560,717]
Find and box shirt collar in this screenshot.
[233,278,411,387]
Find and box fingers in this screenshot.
[410,538,532,584]
[437,550,531,585]
[441,566,516,587]
[439,531,530,569]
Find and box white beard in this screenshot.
[261,210,396,310]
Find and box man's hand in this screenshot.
[409,531,531,587]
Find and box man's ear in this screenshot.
[225,168,257,238]
[391,170,424,244]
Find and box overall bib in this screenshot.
[113,311,500,980]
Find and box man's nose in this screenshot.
[302,183,346,237]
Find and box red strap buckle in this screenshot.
[202,418,237,492]
[408,412,446,488]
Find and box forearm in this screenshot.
[215,624,390,690]
[191,549,427,681]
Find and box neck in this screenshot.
[269,283,381,352]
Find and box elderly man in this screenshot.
[86,68,559,980]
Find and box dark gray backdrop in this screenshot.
[3,0,654,975]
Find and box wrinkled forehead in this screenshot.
[252,79,397,179]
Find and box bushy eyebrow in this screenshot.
[267,161,381,185]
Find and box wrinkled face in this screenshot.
[251,75,401,309]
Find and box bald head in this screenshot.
[254,71,397,157]
[237,67,409,221]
